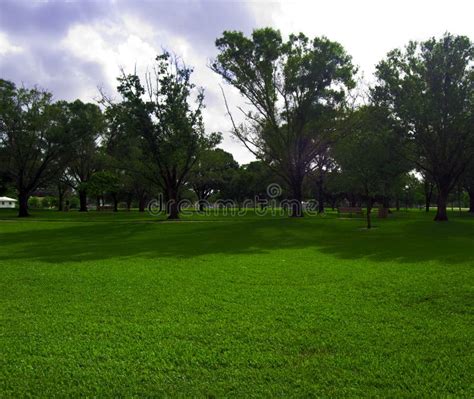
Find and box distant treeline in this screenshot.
[1,30,473,225]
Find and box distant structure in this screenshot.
[0,196,17,208]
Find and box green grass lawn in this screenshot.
[1,209,473,397]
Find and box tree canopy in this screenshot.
[212,28,355,217]
[373,33,474,221]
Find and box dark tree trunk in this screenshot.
[112,194,118,212]
[424,182,433,213]
[316,177,324,214]
[167,187,179,220]
[366,198,373,229]
[79,190,88,212]
[198,200,205,213]
[395,197,400,212]
[138,195,146,212]
[290,183,303,218]
[468,188,474,213]
[96,196,101,211]
[126,193,132,211]
[434,186,449,221]
[18,190,30,218]
[58,191,64,212]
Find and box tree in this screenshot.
[63,100,104,212]
[188,144,239,211]
[87,170,121,212]
[308,149,335,214]
[244,161,278,204]
[420,171,436,213]
[103,102,156,212]
[212,28,355,217]
[218,166,252,208]
[463,162,474,213]
[0,146,12,196]
[115,52,215,219]
[0,80,73,217]
[334,106,409,229]
[373,33,474,221]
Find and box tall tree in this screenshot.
[212,28,355,216]
[334,106,409,229]
[0,80,73,217]
[188,145,239,210]
[115,52,216,219]
[373,33,474,221]
[103,102,156,212]
[63,100,104,212]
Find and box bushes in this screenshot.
[28,196,78,209]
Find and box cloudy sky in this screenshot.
[1,0,473,163]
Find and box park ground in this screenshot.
[0,209,473,397]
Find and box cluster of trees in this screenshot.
[0,31,473,223]
[212,29,473,223]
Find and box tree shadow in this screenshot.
[0,216,473,265]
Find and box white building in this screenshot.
[0,196,17,209]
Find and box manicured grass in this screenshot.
[1,209,473,397]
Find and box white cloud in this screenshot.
[60,17,257,163]
[5,0,472,164]
[248,0,474,77]
[0,32,23,55]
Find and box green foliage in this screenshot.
[27,197,41,209]
[115,52,215,218]
[334,106,409,199]
[213,28,355,215]
[86,171,121,197]
[188,145,239,201]
[62,100,104,191]
[0,79,76,215]
[334,106,410,227]
[68,196,79,209]
[373,33,474,220]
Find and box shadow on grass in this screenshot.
[0,214,473,265]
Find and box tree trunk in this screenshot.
[79,190,88,212]
[58,191,64,212]
[138,195,146,212]
[381,196,392,214]
[197,198,205,213]
[112,194,118,212]
[96,196,101,211]
[290,181,303,218]
[316,177,324,214]
[395,197,400,212]
[18,190,30,217]
[468,189,474,213]
[424,182,433,213]
[434,186,449,222]
[366,198,372,229]
[126,193,132,211]
[167,188,179,220]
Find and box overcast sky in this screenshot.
[1,0,473,163]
